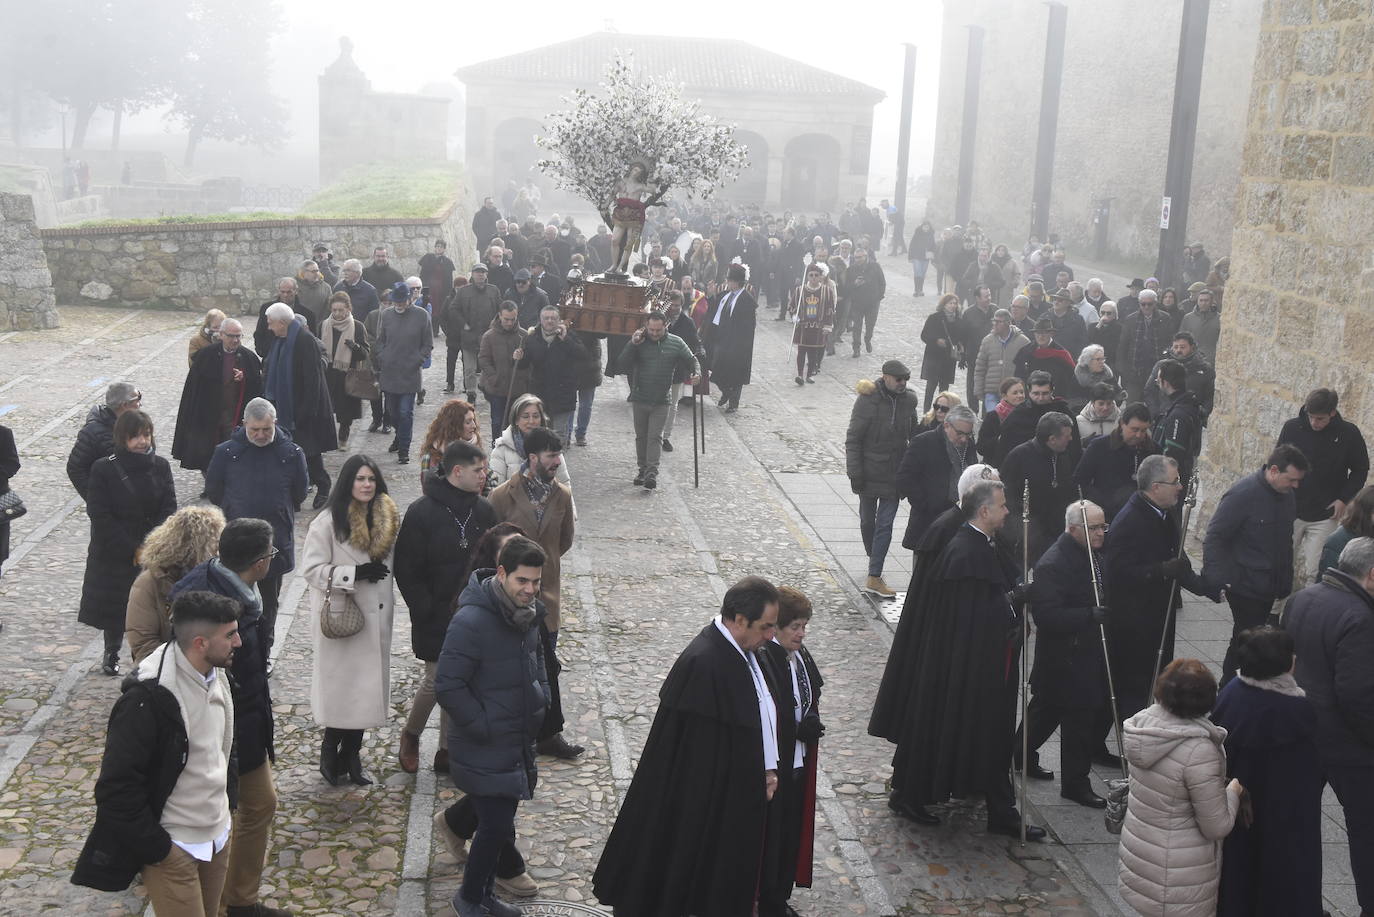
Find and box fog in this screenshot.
[6,0,943,196]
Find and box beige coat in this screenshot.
[1118,704,1241,917]
[301,509,396,729]
[125,569,179,664]
[973,329,1030,400]
[488,474,574,631]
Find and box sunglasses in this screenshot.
[935,404,950,412]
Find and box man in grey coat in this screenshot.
[374,285,433,465]
[845,360,920,597]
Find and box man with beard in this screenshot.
[875,479,1045,838]
[1013,500,1111,808]
[477,302,532,442]
[1073,403,1161,521]
[846,248,887,357]
[260,303,337,506]
[172,318,263,476]
[294,261,332,329]
[997,371,1082,463]
[705,263,758,413]
[361,245,403,295]
[506,268,549,329]
[521,305,587,440]
[444,264,503,401]
[1001,412,1079,565]
[1143,332,1216,424]
[594,576,782,917]
[1098,455,1218,762]
[1151,361,1203,484]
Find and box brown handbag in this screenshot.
[344,367,380,401]
[320,565,365,639]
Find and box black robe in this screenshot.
[593,624,769,917]
[884,524,1022,806]
[171,343,263,471]
[704,288,758,389]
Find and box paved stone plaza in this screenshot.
[0,252,1358,916]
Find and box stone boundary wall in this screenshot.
[39,190,477,314]
[1198,0,1374,534]
[0,192,59,330]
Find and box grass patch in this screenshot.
[299,161,465,219]
[70,211,288,227]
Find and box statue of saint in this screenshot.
[608,162,665,276]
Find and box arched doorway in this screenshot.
[726,130,769,202]
[491,117,543,193]
[783,134,841,212]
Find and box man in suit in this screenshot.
[704,263,758,413]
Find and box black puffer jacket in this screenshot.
[394,473,498,661]
[1277,408,1370,523]
[66,404,118,500]
[435,570,549,799]
[1203,469,1297,602]
[521,330,587,414]
[845,378,920,499]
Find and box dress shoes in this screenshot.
[1061,786,1108,809]
[388,439,399,453]
[986,819,1047,842]
[888,795,940,825]
[398,730,420,774]
[536,734,585,759]
[101,652,121,677]
[1015,758,1055,781]
[661,438,673,452]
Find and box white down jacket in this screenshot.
[1117,704,1241,916]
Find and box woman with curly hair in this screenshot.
[689,238,718,289]
[125,505,226,664]
[419,398,484,476]
[301,454,400,786]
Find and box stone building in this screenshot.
[1199,0,1374,527]
[0,192,59,329]
[928,0,1261,263]
[318,38,450,184]
[455,31,884,212]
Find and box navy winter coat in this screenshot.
[435,571,549,799]
[204,427,308,579]
[1203,469,1297,602]
[1028,532,1106,708]
[1277,408,1370,523]
[1073,427,1160,521]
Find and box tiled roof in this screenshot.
[456,31,885,101]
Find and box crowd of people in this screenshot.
[8,188,1361,917]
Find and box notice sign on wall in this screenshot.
[1160,196,1172,229]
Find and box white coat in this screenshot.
[302,511,396,729]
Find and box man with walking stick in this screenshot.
[1013,499,1113,808]
[1099,456,1220,764]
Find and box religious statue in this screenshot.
[609,162,666,276]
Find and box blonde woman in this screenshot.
[919,390,963,431]
[188,308,226,366]
[125,505,226,663]
[302,454,400,786]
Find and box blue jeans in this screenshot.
[385,392,416,453]
[486,394,508,442]
[859,495,900,577]
[570,386,596,439]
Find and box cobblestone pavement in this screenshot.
[1,250,1339,917]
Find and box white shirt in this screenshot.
[774,637,808,769]
[714,618,779,771]
[712,288,742,326]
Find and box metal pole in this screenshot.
[698,392,707,454]
[1154,0,1212,288]
[692,383,700,488]
[953,27,984,227]
[1019,479,1031,846]
[1151,472,1200,694]
[893,43,917,234]
[1077,494,1128,777]
[1029,2,1068,240]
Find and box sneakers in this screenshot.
[493,872,540,898]
[432,809,467,863]
[575,434,587,446]
[483,893,524,916]
[863,575,896,597]
[397,453,409,465]
[633,471,645,487]
[661,438,673,452]
[642,475,658,490]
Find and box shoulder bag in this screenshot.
[320,564,365,639]
[0,490,25,521]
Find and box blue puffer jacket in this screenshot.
[204,427,308,578]
[435,570,549,799]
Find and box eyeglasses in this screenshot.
[1082,523,1110,532]
[1155,479,1183,488]
[221,332,242,339]
[258,547,280,563]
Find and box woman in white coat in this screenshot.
[302,453,400,786]
[1118,658,1245,917]
[488,392,572,486]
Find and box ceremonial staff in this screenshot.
[1078,492,1127,779]
[1151,472,1200,693]
[1019,479,1032,846]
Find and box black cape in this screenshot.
[171,343,263,470]
[884,525,1022,805]
[593,624,768,917]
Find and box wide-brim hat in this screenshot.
[1033,317,1055,333]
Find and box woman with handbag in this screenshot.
[77,410,177,676]
[322,291,372,449]
[0,423,19,634]
[301,453,400,786]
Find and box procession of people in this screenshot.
[36,185,1371,917]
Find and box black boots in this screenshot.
[320,728,342,786]
[337,729,373,785]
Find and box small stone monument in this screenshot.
[0,193,60,330]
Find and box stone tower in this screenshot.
[1200,0,1374,521]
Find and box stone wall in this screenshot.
[0,193,59,329]
[94,177,243,220]
[40,190,477,313]
[1199,0,1374,524]
[928,0,1261,263]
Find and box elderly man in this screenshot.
[205,398,308,661]
[705,263,758,413]
[1285,536,1374,914]
[595,577,783,916]
[295,260,331,328]
[617,310,699,490]
[261,302,336,506]
[1073,403,1161,521]
[975,309,1031,413]
[361,245,403,294]
[521,305,587,440]
[897,404,978,557]
[375,284,433,465]
[483,245,514,300]
[67,381,142,500]
[1118,289,1171,401]
[1002,411,1080,565]
[847,359,920,596]
[334,258,380,323]
[253,277,310,355]
[541,223,572,277]
[439,264,496,399]
[1014,500,1111,807]
[173,318,263,476]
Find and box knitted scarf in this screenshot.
[326,314,357,372]
[492,576,537,630]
